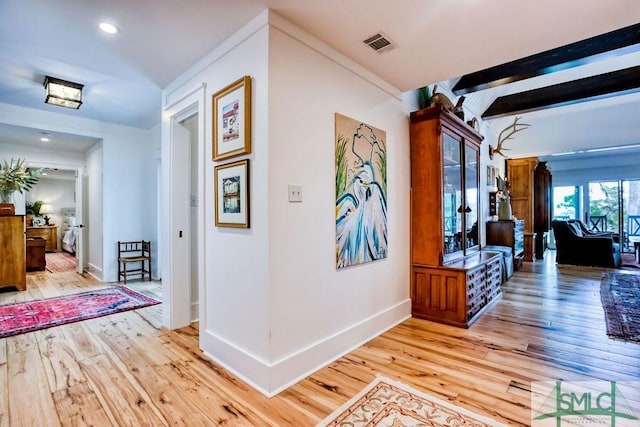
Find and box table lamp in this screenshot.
[39,204,53,226]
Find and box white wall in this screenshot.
[163,10,411,396]
[167,17,272,387]
[101,128,157,282]
[266,21,411,390]
[0,102,158,282]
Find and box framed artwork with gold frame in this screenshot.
[212,75,251,161]
[214,159,249,228]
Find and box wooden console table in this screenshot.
[26,225,57,252]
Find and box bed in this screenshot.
[60,207,78,254]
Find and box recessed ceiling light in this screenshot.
[40,137,50,142]
[99,22,119,34]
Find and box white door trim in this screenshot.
[161,82,207,330]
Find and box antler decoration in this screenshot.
[489,116,530,159]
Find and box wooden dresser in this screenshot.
[26,225,57,252]
[0,215,26,291]
[410,106,502,328]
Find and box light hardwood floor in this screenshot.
[1,254,639,426]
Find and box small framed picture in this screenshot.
[487,166,497,187]
[214,159,249,228]
[212,76,251,161]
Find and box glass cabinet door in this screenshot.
[443,133,462,256]
[464,143,479,250]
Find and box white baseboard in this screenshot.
[190,301,199,323]
[87,263,103,281]
[200,298,411,396]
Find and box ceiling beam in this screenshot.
[452,23,640,95]
[481,65,640,119]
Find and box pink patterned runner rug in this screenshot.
[318,376,507,426]
[0,286,160,338]
[45,251,76,273]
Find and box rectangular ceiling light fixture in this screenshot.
[43,75,84,109]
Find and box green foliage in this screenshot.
[416,86,431,110]
[26,200,44,216]
[0,158,42,203]
[336,135,349,197]
[556,193,576,211]
[375,148,387,199]
[589,182,620,231]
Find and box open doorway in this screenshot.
[161,84,206,330]
[24,167,84,274]
[180,115,200,321]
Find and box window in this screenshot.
[553,185,580,220]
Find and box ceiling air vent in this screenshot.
[363,32,395,53]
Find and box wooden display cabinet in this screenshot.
[410,106,502,327]
[506,157,552,261]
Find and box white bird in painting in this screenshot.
[336,162,387,268]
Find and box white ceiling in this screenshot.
[0,123,99,153]
[1,0,640,157]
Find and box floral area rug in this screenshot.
[45,251,76,273]
[317,376,507,427]
[601,271,640,343]
[0,286,160,338]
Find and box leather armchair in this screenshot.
[551,220,621,268]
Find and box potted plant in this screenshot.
[0,158,42,214]
[25,200,44,226]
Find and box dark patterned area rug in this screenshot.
[600,271,640,343]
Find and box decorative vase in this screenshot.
[0,191,12,204]
[498,197,512,220]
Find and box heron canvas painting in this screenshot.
[335,113,387,269]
